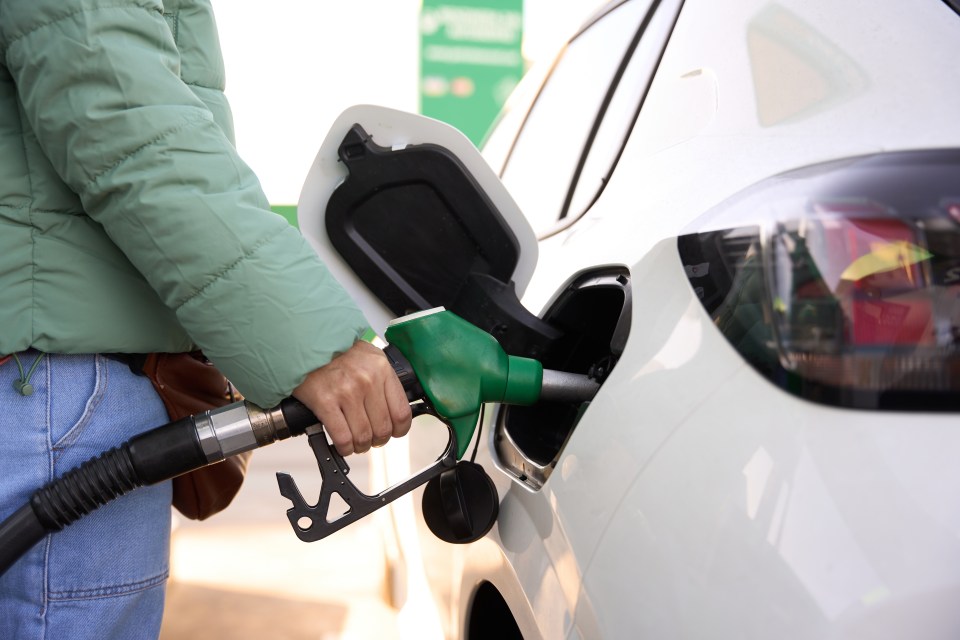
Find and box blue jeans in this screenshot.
[0,353,172,640]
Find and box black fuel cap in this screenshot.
[422,461,499,544]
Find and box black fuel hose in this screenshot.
[0,346,421,576]
[0,398,319,577]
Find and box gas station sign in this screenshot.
[420,0,524,146]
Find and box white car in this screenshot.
[297,0,960,637]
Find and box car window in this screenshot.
[481,56,551,176]
[498,0,654,235]
[565,0,684,225]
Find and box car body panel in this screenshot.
[498,1,960,636]
[458,537,546,640]
[540,245,960,637]
[586,370,960,637]
[483,238,746,637]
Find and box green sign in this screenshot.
[420,0,524,147]
[271,204,298,228]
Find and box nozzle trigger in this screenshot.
[276,409,458,543]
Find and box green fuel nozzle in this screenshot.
[385,308,542,458]
[275,307,598,544]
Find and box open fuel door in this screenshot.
[298,106,558,357]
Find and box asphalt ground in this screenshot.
[158,438,401,640]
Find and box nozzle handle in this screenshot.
[274,345,424,438]
[277,407,457,542]
[383,344,423,402]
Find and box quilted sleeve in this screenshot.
[0,0,370,407]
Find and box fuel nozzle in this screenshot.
[386,308,599,450]
[385,307,545,458]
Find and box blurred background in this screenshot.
[215,0,604,212]
[159,2,602,639]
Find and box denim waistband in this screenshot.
[100,353,148,376]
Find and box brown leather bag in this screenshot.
[142,352,251,521]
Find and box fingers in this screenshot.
[319,406,354,456]
[385,375,413,439]
[292,341,414,457]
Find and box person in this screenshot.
[0,0,413,638]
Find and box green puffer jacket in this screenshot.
[0,0,368,407]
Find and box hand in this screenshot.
[292,341,413,456]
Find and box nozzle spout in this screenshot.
[539,370,600,404]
